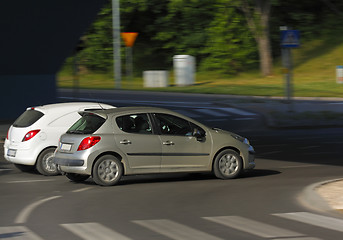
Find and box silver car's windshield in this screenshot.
[67,113,105,134]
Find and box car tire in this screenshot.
[213,149,242,179]
[66,173,90,182]
[14,163,35,172]
[92,155,123,186]
[36,147,59,176]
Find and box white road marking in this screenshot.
[302,152,338,155]
[133,219,223,240]
[273,212,343,233]
[15,196,61,224]
[61,222,132,240]
[59,97,211,109]
[173,109,201,118]
[256,144,287,147]
[0,212,335,239]
[72,187,93,193]
[59,96,210,106]
[218,107,257,116]
[195,109,229,117]
[279,164,321,169]
[0,168,12,172]
[204,118,229,122]
[59,96,258,118]
[232,117,256,121]
[203,215,308,239]
[259,151,283,156]
[298,146,320,149]
[7,179,54,184]
[287,136,327,140]
[0,226,44,240]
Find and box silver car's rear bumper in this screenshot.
[53,157,84,166]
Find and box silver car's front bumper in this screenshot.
[247,152,255,169]
[246,146,255,170]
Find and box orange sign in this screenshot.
[121,32,138,47]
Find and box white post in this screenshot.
[282,48,292,102]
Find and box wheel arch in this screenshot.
[35,145,57,167]
[91,151,126,175]
[212,146,241,171]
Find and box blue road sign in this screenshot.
[281,30,300,48]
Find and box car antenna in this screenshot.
[86,92,105,110]
[98,102,105,110]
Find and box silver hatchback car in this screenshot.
[54,107,255,186]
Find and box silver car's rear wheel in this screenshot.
[36,147,59,176]
[213,149,242,179]
[92,155,123,186]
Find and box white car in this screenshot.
[4,102,115,175]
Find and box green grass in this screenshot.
[57,37,343,98]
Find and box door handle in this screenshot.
[162,141,174,146]
[119,139,131,145]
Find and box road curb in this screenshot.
[298,179,343,216]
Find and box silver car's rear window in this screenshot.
[67,113,105,134]
[13,109,44,127]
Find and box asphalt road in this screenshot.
[1,89,343,240]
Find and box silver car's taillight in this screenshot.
[77,136,101,151]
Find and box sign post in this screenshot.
[121,32,138,82]
[112,0,121,89]
[280,28,300,102]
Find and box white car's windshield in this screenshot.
[13,109,44,127]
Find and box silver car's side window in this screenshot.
[116,114,152,134]
[154,114,193,136]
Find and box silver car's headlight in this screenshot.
[231,134,250,145]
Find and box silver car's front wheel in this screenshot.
[213,149,242,179]
[92,155,123,186]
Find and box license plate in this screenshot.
[7,149,16,157]
[60,143,72,151]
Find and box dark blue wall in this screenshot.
[0,0,106,121]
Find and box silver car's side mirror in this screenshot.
[193,128,205,141]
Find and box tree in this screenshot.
[77,3,114,72]
[201,1,257,74]
[153,0,216,61]
[75,0,262,75]
[239,0,273,76]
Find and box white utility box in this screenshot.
[336,65,343,84]
[143,71,169,88]
[173,55,195,86]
